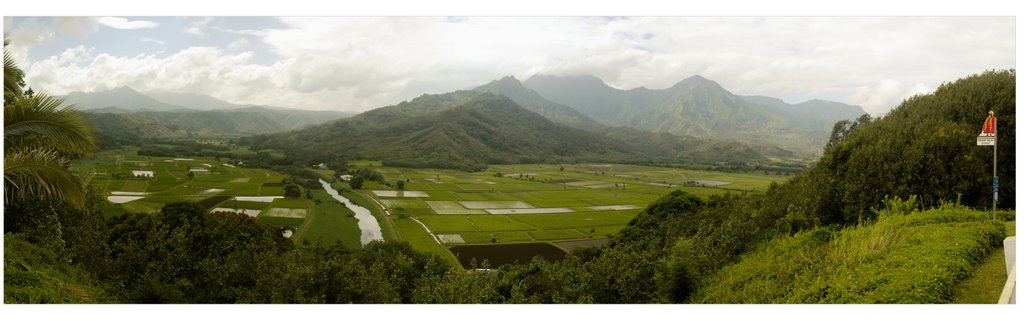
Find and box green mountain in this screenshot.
[62,86,188,111]
[145,91,247,110]
[522,74,866,156]
[86,107,351,148]
[473,76,603,128]
[248,92,636,170]
[472,76,794,161]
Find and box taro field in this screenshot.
[344,162,790,268]
[72,147,361,249]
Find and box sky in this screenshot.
[2,16,1015,115]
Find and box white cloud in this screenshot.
[53,17,99,38]
[98,17,158,29]
[16,17,1016,114]
[227,38,248,49]
[139,37,165,45]
[184,17,213,36]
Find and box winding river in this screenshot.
[319,179,383,245]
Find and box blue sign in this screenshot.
[994,176,999,193]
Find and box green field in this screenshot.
[351,162,790,259]
[77,151,788,261]
[298,190,362,249]
[73,148,294,217]
[72,148,367,249]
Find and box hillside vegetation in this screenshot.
[248,84,797,171]
[693,203,1006,303]
[766,70,1016,227]
[250,92,640,170]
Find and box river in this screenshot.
[318,179,383,245]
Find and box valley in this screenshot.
[335,162,789,267]
[74,147,789,267]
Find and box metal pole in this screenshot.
[993,113,997,220]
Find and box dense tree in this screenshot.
[283,183,301,198]
[779,70,1015,225]
[349,176,364,189]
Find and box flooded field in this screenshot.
[448,242,567,268]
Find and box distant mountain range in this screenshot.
[472,76,792,162]
[59,86,354,147]
[522,74,866,156]
[60,86,353,113]
[72,74,865,167]
[248,76,807,170]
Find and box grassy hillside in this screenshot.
[250,92,638,170]
[692,204,1006,303]
[4,234,113,303]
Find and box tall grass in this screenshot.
[4,234,112,303]
[692,203,1005,303]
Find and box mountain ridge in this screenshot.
[522,74,866,156]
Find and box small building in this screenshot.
[131,170,154,177]
[339,174,353,181]
[316,163,328,169]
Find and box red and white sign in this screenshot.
[977,111,996,146]
[980,111,996,136]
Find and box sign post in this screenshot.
[976,111,997,219]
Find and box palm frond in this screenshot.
[4,37,25,99]
[5,92,97,155]
[4,147,86,206]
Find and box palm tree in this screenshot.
[4,37,25,102]
[4,37,97,206]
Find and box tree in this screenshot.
[284,183,301,198]
[349,176,364,189]
[4,38,97,206]
[396,180,405,190]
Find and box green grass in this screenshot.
[300,190,361,249]
[417,216,479,233]
[467,215,535,231]
[455,232,496,244]
[394,218,458,264]
[256,216,306,227]
[270,198,308,209]
[528,229,588,241]
[491,231,535,243]
[341,163,789,257]
[693,206,1006,303]
[950,221,1015,303]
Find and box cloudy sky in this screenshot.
[3,16,1015,115]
